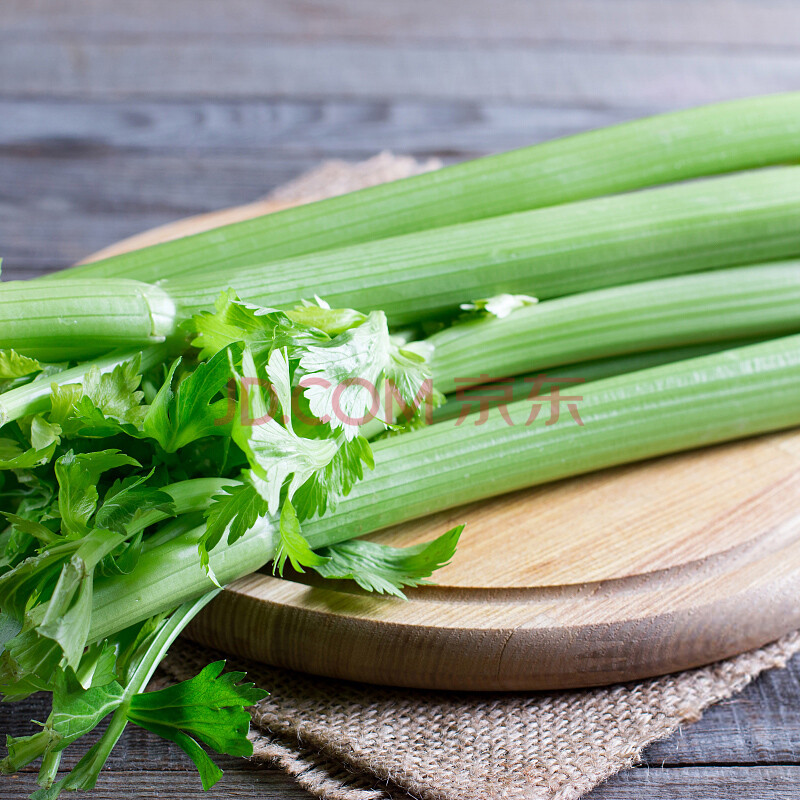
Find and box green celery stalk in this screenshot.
[55,93,800,286]
[6,167,800,360]
[164,167,800,326]
[429,262,800,394]
[307,334,800,542]
[89,518,276,642]
[87,334,800,638]
[0,281,176,362]
[430,339,761,422]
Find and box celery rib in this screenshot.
[166,167,800,327]
[305,335,800,545]
[430,340,761,423]
[0,280,176,362]
[57,93,800,286]
[429,262,800,393]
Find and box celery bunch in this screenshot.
[3,94,800,798]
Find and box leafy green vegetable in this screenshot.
[313,525,463,598]
[29,416,62,451]
[198,482,268,578]
[232,348,339,515]
[50,356,148,437]
[291,434,373,520]
[126,660,267,790]
[144,347,240,452]
[274,498,328,576]
[55,450,139,537]
[3,673,125,774]
[460,293,538,319]
[0,350,41,380]
[0,438,56,471]
[95,473,174,535]
[6,596,262,799]
[286,296,367,335]
[190,290,324,362]
[299,310,433,440]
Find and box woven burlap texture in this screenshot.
[162,634,800,800]
[157,155,800,799]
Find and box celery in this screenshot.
[430,262,800,393]
[6,96,800,800]
[6,168,800,361]
[86,334,800,638]
[58,93,800,286]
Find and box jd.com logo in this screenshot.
[216,373,586,428]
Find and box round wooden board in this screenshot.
[88,158,800,691]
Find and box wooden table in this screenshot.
[2,1,800,796]
[4,656,800,799]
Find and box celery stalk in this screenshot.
[6,168,800,361]
[430,262,800,394]
[58,93,800,286]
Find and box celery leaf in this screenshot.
[50,356,148,437]
[0,349,41,380]
[143,346,238,452]
[126,660,267,791]
[313,524,464,598]
[291,434,373,520]
[460,293,538,319]
[232,349,337,515]
[55,450,139,537]
[199,482,268,573]
[274,498,328,576]
[299,310,392,440]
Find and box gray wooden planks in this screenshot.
[595,766,800,799]
[0,150,358,278]
[0,771,314,799]
[4,0,800,106]
[4,654,800,793]
[6,766,800,800]
[3,39,800,105]
[4,0,800,48]
[0,98,634,156]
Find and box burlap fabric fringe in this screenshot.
[161,634,800,800]
[152,155,800,799]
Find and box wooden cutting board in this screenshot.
[88,159,800,691]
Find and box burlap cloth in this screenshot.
[153,154,800,799]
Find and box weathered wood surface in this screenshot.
[5,0,800,46]
[4,653,800,797]
[4,0,800,796]
[5,40,800,106]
